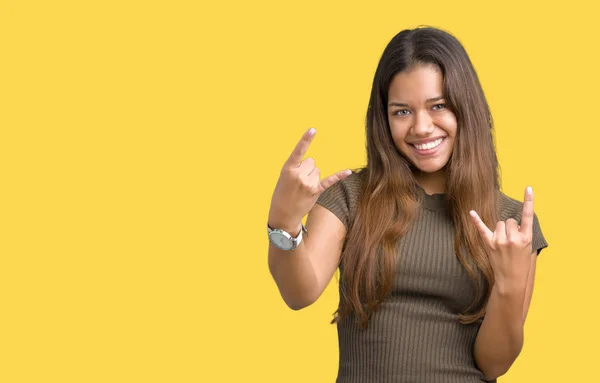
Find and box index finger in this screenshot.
[285,128,316,167]
[519,186,534,237]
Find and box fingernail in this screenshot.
[526,186,533,195]
[308,128,316,135]
[345,169,352,175]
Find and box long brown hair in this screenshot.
[333,26,500,329]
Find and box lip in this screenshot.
[409,137,446,155]
[408,136,446,145]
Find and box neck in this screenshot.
[414,168,447,195]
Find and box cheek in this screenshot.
[438,113,458,135]
[389,121,409,145]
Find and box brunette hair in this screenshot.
[334,26,499,329]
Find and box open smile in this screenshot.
[409,137,446,155]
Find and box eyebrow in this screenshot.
[388,96,445,107]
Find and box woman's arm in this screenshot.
[522,253,537,322]
[267,128,351,310]
[470,186,539,380]
[473,251,537,380]
[268,204,346,310]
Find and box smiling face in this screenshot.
[387,64,458,181]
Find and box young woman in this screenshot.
[267,26,547,382]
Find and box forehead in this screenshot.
[388,64,443,102]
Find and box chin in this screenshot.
[410,160,448,174]
[416,167,444,174]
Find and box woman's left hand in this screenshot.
[469,187,535,292]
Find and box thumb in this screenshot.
[319,169,352,192]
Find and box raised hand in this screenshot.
[268,128,351,234]
[469,187,535,289]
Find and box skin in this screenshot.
[267,128,349,310]
[268,63,538,380]
[387,64,457,195]
[470,190,537,380]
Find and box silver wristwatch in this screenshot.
[267,223,308,251]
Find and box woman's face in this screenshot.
[387,64,458,174]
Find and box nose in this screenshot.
[411,110,435,137]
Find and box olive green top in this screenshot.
[316,170,548,383]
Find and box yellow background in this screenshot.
[1,0,597,382]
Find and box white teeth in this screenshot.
[414,138,443,151]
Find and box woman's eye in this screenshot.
[432,103,446,110]
[395,109,411,116]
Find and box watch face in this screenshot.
[269,232,293,250]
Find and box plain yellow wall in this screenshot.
[1,0,598,382]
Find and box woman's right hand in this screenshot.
[268,128,351,234]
